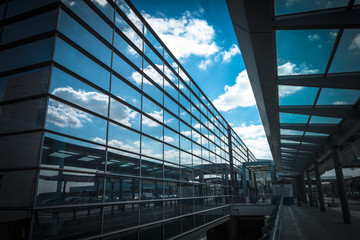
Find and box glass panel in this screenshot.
[164,162,180,180]
[0,98,46,134]
[164,220,180,239]
[1,10,57,44]
[309,116,342,124]
[58,10,112,66]
[164,145,179,164]
[105,176,139,202]
[164,127,179,147]
[51,67,109,117]
[33,206,101,239]
[110,98,140,130]
[141,136,163,160]
[181,215,194,233]
[275,0,348,16]
[103,203,139,233]
[112,53,141,88]
[142,115,163,139]
[316,88,360,105]
[0,132,41,169]
[145,27,163,54]
[141,179,163,200]
[164,110,179,131]
[115,12,143,50]
[36,170,103,206]
[278,86,318,105]
[164,95,178,116]
[103,229,138,240]
[0,170,36,207]
[46,98,107,141]
[62,0,113,43]
[54,38,110,91]
[143,76,163,105]
[143,61,164,89]
[330,29,360,73]
[280,129,304,135]
[139,224,163,240]
[111,74,141,109]
[114,32,142,69]
[276,30,337,76]
[140,200,163,224]
[6,0,57,18]
[41,132,106,172]
[91,0,114,21]
[0,37,53,72]
[280,113,309,123]
[0,67,50,102]
[108,122,140,154]
[305,132,329,137]
[107,149,140,176]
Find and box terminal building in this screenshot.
[1,0,360,240]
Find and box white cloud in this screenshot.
[349,33,360,53]
[333,101,347,105]
[307,34,320,41]
[162,136,174,142]
[50,87,138,128]
[278,62,319,76]
[93,137,140,153]
[278,85,303,98]
[198,59,212,70]
[91,0,107,7]
[132,64,174,87]
[233,123,272,159]
[47,99,91,128]
[220,44,240,62]
[212,70,256,112]
[142,12,219,59]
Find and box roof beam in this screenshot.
[281,135,331,146]
[279,106,359,120]
[273,8,360,30]
[281,143,322,152]
[278,73,360,90]
[280,124,340,135]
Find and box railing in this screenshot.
[260,197,283,240]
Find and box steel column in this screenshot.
[314,162,325,212]
[307,170,314,207]
[242,166,247,195]
[333,146,352,224]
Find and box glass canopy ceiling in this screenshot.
[227,0,360,175]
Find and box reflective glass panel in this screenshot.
[164,144,179,165]
[108,122,140,154]
[36,170,103,206]
[55,38,110,90]
[107,149,140,176]
[278,86,318,105]
[309,116,342,124]
[112,53,141,88]
[275,0,348,16]
[41,132,106,172]
[330,29,360,73]
[46,98,107,141]
[6,0,57,18]
[105,176,139,202]
[280,113,309,123]
[103,203,139,233]
[141,136,163,161]
[110,98,140,131]
[51,67,109,117]
[276,30,336,76]
[111,74,141,110]
[316,88,360,105]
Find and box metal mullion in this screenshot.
[0,61,52,78]
[0,93,48,106]
[56,31,111,72]
[0,30,56,50]
[59,4,112,50]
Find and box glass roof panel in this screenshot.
[309,116,342,124]
[305,132,329,137]
[276,30,337,76]
[281,147,297,152]
[280,129,304,135]
[275,0,348,16]
[281,139,300,144]
[279,86,318,105]
[280,113,309,123]
[329,29,360,73]
[316,88,360,105]
[301,142,320,146]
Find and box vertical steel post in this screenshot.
[314,162,325,212]
[307,170,314,207]
[333,146,352,224]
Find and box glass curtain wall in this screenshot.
[0,0,256,239]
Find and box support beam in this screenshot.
[307,170,314,207]
[270,164,275,182]
[242,166,247,195]
[273,8,360,30]
[333,147,352,224]
[281,143,322,152]
[281,135,331,146]
[278,73,360,90]
[299,175,307,204]
[280,124,340,135]
[279,106,359,120]
[314,162,325,212]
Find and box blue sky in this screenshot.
[132,0,272,159]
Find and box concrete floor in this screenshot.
[280,205,360,240]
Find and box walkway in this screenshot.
[280,205,360,240]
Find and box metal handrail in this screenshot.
[270,197,283,240]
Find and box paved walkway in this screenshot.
[280,205,360,240]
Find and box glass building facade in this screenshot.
[0,0,256,239]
